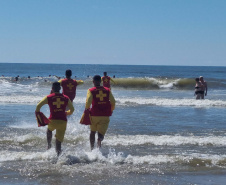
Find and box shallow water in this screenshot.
[0,64,226,184]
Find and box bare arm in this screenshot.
[36,96,48,112]
[85,90,93,109]
[66,100,74,115]
[109,91,116,111]
[77,80,84,85]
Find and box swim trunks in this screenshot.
[48,120,67,142]
[90,116,110,136]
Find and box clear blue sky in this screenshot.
[0,0,225,66]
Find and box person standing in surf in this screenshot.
[194,78,203,99]
[58,69,84,102]
[199,76,208,99]
[101,72,116,90]
[85,75,115,150]
[36,82,74,156]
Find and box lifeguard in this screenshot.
[59,69,84,102]
[85,75,115,150]
[101,72,116,89]
[36,82,74,156]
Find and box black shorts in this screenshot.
[195,91,204,95]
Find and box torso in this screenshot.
[102,76,111,88]
[47,93,69,121]
[89,86,111,116]
[61,78,77,101]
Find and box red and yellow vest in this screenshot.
[47,93,69,121]
[89,86,112,116]
[61,78,78,101]
[102,76,111,88]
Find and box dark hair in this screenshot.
[65,69,72,77]
[93,75,101,82]
[52,82,61,92]
[195,78,199,82]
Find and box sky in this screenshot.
[0,0,225,66]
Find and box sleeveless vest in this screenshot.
[47,93,69,121]
[61,78,78,101]
[102,76,111,88]
[89,86,112,116]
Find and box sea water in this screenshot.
[0,63,226,185]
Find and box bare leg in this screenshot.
[90,131,96,150]
[201,94,204,99]
[97,132,104,149]
[47,129,52,149]
[196,94,201,100]
[56,139,62,156]
[97,139,101,148]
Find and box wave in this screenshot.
[112,77,226,90]
[1,132,226,169]
[2,133,226,147]
[1,148,226,168]
[117,98,226,107]
[1,76,226,90]
[105,135,226,146]
[1,95,226,107]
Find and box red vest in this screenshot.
[61,78,78,101]
[102,76,111,88]
[47,93,69,121]
[89,86,112,116]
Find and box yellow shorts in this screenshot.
[48,120,67,142]
[90,116,110,136]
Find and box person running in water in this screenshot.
[85,75,115,150]
[101,72,116,90]
[36,82,74,156]
[58,69,84,102]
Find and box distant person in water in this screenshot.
[101,72,116,89]
[15,76,19,81]
[85,75,115,150]
[194,78,203,99]
[58,70,84,102]
[35,82,74,156]
[199,76,208,99]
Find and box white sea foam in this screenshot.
[117,98,226,107]
[0,95,86,104]
[1,95,226,107]
[0,149,226,167]
[2,133,226,148]
[104,135,226,146]
[0,150,57,162]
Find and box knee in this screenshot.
[47,129,52,134]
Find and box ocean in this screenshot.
[0,63,226,185]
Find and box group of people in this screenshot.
[194,76,208,100]
[35,70,116,156]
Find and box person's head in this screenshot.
[195,78,199,82]
[103,72,107,76]
[93,75,101,86]
[65,69,72,78]
[199,76,204,81]
[52,82,61,92]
